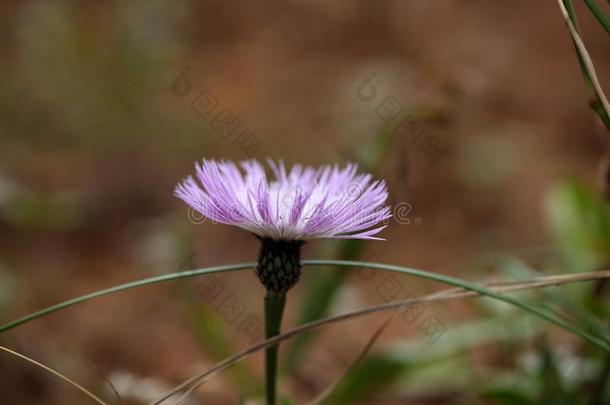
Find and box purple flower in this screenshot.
[175,159,391,241]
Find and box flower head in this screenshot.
[175,159,391,241]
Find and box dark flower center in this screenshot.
[256,237,305,292]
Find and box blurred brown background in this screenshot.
[0,1,608,404]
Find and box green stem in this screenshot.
[0,263,255,333]
[264,290,286,405]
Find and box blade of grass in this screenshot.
[559,0,610,130]
[499,258,610,340]
[175,250,260,393]
[3,259,610,353]
[309,265,610,404]
[582,0,610,34]
[0,345,108,405]
[151,268,610,405]
[562,0,599,103]
[307,315,395,405]
[0,263,256,334]
[179,284,260,393]
[319,315,542,405]
[88,361,123,404]
[2,260,609,348]
[304,260,610,349]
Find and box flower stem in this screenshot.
[264,290,286,405]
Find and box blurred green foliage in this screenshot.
[546,179,610,273]
[315,179,610,404]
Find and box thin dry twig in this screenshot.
[0,345,108,405]
[88,361,123,404]
[306,315,396,405]
[152,269,610,405]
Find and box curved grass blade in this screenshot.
[0,345,107,404]
[2,259,609,351]
[0,263,256,334]
[151,268,610,404]
[304,260,610,350]
[499,257,610,339]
